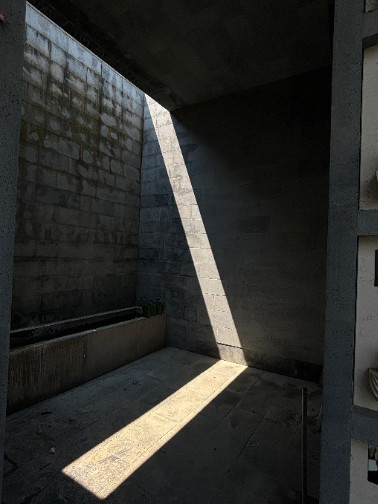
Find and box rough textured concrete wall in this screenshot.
[12,5,144,328]
[0,0,27,496]
[8,313,166,413]
[137,68,330,379]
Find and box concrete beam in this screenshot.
[0,0,26,499]
[320,0,364,502]
[27,0,331,111]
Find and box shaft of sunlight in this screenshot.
[145,95,242,356]
[63,360,245,499]
[63,97,245,499]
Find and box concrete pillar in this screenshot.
[0,0,26,499]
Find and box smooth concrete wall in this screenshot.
[7,313,166,413]
[12,4,144,328]
[137,68,331,379]
[0,0,27,498]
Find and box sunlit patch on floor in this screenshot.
[62,359,245,499]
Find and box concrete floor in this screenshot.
[2,347,321,503]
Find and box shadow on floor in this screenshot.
[2,347,321,504]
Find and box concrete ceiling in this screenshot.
[30,0,332,110]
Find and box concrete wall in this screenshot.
[12,4,144,328]
[0,0,27,497]
[137,68,330,379]
[8,312,166,413]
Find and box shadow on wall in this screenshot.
[137,101,222,361]
[12,4,144,329]
[139,95,242,364]
[137,68,331,381]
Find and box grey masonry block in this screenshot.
[137,70,330,377]
[26,25,50,58]
[15,4,144,333]
[19,145,38,163]
[50,43,66,66]
[58,138,80,160]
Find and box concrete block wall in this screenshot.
[12,4,144,328]
[137,68,331,379]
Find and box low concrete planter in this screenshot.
[7,312,166,413]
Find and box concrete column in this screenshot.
[0,0,26,499]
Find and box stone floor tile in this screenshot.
[2,458,16,476]
[136,382,175,408]
[213,406,263,440]
[200,389,241,420]
[260,371,289,388]
[238,378,283,415]
[210,485,269,504]
[226,366,263,394]
[264,398,301,428]
[285,376,321,394]
[2,468,40,504]
[185,367,240,397]
[268,481,319,504]
[153,387,207,423]
[153,481,216,504]
[227,460,277,499]
[16,474,101,504]
[3,347,321,504]
[148,363,208,391]
[106,482,155,503]
[125,413,221,496]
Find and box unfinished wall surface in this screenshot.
[8,312,166,413]
[137,68,330,379]
[0,0,27,496]
[13,5,144,328]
